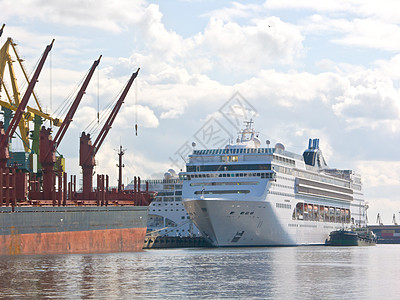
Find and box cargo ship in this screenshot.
[0,32,153,255]
[367,225,400,244]
[1,205,149,255]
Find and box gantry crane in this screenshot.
[0,39,54,169]
[0,35,62,171]
[79,68,139,199]
[39,56,101,200]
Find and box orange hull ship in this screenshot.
[0,170,153,256]
[0,33,152,255]
[0,207,148,255]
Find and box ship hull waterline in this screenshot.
[184,198,342,247]
[0,206,148,255]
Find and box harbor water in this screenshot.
[1,245,399,299]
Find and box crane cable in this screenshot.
[97,67,99,124]
[83,80,127,136]
[52,68,89,120]
[49,49,52,127]
[135,78,138,136]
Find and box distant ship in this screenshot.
[181,120,367,246]
[325,228,376,246]
[126,170,200,237]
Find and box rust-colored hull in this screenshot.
[0,227,146,255]
[0,206,149,255]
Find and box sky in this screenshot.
[1,0,400,224]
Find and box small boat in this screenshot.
[325,228,376,246]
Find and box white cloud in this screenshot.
[198,16,304,71]
[115,104,159,128]
[355,160,400,224]
[356,160,400,187]
[1,0,148,33]
[333,18,400,52]
[203,2,261,22]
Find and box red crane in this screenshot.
[0,39,55,169]
[0,24,5,37]
[39,55,102,200]
[80,68,140,199]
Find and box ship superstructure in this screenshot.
[181,120,366,246]
[127,170,200,237]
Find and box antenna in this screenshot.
[116,144,126,192]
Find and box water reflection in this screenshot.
[0,246,399,299]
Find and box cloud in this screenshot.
[1,0,148,33]
[267,1,400,52]
[333,19,400,52]
[198,16,304,71]
[115,104,159,128]
[355,160,400,224]
[330,68,400,130]
[356,160,400,188]
[203,2,262,22]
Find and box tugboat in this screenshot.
[325,228,376,246]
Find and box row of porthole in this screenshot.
[154,203,182,206]
[229,211,255,215]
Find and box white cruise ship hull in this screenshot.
[184,198,342,246]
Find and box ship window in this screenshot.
[194,190,250,195]
[230,211,235,214]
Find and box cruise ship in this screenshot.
[126,170,200,237]
[181,120,366,246]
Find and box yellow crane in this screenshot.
[0,36,62,154]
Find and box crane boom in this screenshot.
[0,39,54,169]
[93,68,140,152]
[0,24,4,37]
[39,55,101,200]
[79,68,139,199]
[53,55,101,146]
[1,39,54,148]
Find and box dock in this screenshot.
[143,236,212,249]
